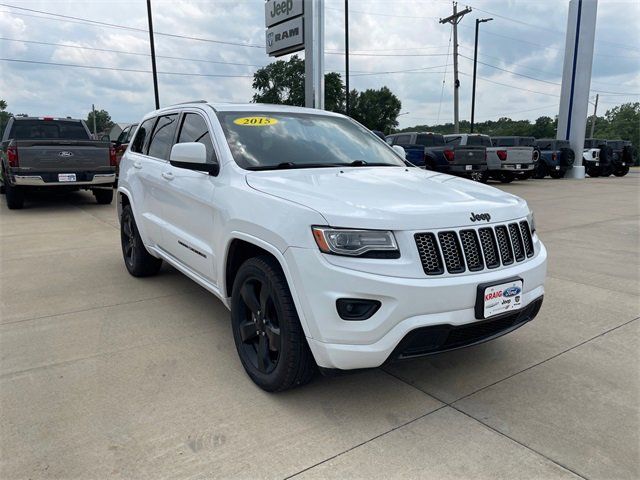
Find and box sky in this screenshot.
[0,0,638,129]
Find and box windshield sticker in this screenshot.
[233,116,279,126]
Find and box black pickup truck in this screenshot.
[1,116,116,209]
[386,131,487,181]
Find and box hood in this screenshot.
[246,166,529,230]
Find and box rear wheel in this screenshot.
[120,205,162,277]
[586,166,601,177]
[497,172,514,183]
[5,182,24,209]
[94,188,113,205]
[231,255,315,392]
[470,171,489,183]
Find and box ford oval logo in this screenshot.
[58,151,74,157]
[503,286,521,297]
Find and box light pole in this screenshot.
[345,0,350,116]
[470,17,492,133]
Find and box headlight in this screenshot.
[527,211,536,233]
[312,227,399,257]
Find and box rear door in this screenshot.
[158,110,219,282]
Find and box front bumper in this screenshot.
[285,240,547,370]
[12,172,115,187]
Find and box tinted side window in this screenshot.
[131,118,156,153]
[467,135,492,147]
[416,134,444,147]
[148,114,179,160]
[394,134,412,144]
[494,138,515,147]
[535,140,553,150]
[116,127,129,143]
[177,113,215,163]
[126,124,138,142]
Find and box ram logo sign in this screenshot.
[265,0,304,57]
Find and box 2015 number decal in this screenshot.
[233,116,279,126]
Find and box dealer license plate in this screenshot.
[482,280,523,318]
[58,173,76,182]
[465,165,472,171]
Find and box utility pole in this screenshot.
[440,3,471,134]
[470,17,492,133]
[91,103,97,138]
[589,93,599,138]
[146,0,160,109]
[345,0,350,116]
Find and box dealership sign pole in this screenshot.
[265,0,324,109]
[557,0,598,179]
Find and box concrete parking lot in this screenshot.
[1,173,638,479]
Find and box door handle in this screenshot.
[161,171,174,181]
[133,161,142,169]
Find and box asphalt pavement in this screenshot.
[1,172,638,479]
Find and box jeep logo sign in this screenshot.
[265,16,304,57]
[265,0,303,27]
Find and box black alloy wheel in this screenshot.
[236,276,282,375]
[231,256,315,391]
[120,205,162,277]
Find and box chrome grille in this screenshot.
[415,220,534,276]
[415,233,444,275]
[438,231,465,274]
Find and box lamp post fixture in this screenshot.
[470,17,493,133]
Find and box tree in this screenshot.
[86,109,114,134]
[0,99,11,135]
[252,55,345,113]
[349,86,402,134]
[530,116,557,138]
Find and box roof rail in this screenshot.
[169,100,208,106]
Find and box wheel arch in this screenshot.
[223,233,312,338]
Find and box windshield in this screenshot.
[216,111,405,170]
[10,120,90,140]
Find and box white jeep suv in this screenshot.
[117,102,547,391]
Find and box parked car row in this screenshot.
[386,131,634,182]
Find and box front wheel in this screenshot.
[534,162,548,179]
[613,166,630,177]
[231,256,315,392]
[586,166,600,177]
[549,170,565,179]
[120,205,162,277]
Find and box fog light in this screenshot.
[336,298,381,321]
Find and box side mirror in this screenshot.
[170,142,219,175]
[392,145,406,158]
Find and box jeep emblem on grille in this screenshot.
[470,212,491,222]
[58,151,74,157]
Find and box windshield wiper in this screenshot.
[246,162,342,171]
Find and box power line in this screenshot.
[0,37,269,68]
[459,54,561,86]
[325,5,439,20]
[0,58,255,78]
[459,71,561,97]
[0,3,264,49]
[325,52,449,57]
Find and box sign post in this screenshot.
[265,0,324,109]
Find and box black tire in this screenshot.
[613,166,630,177]
[560,148,575,168]
[5,182,24,209]
[549,170,565,179]
[534,162,548,179]
[586,166,601,178]
[231,255,315,392]
[94,188,113,205]
[497,172,514,183]
[470,170,489,183]
[120,205,162,277]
